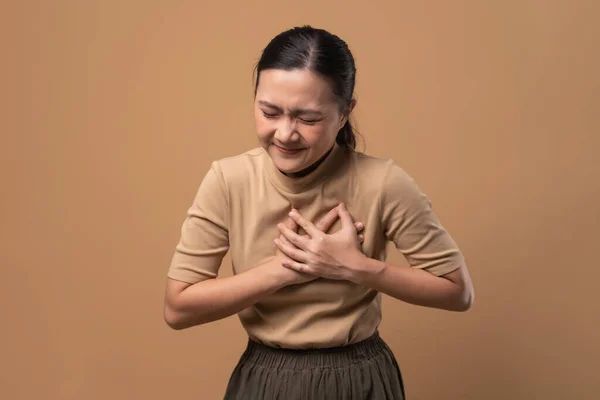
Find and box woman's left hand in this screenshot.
[274,203,367,283]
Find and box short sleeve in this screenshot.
[380,161,464,276]
[167,162,230,284]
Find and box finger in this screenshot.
[289,209,323,239]
[358,234,364,243]
[354,222,364,232]
[314,207,340,233]
[338,202,356,231]
[283,215,299,233]
[278,233,294,248]
[274,238,307,262]
[278,221,311,250]
[281,259,315,275]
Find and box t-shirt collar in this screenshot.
[263,142,347,194]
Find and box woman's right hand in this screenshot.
[272,206,364,286]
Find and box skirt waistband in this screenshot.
[240,331,392,370]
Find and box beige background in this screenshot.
[2,1,599,399]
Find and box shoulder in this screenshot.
[209,147,267,189]
[349,150,408,187]
[349,151,423,201]
[351,150,401,174]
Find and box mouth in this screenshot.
[274,144,305,155]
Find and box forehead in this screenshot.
[255,69,336,108]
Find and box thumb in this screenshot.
[339,203,355,230]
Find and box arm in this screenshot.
[276,163,474,312]
[165,203,311,330]
[352,256,473,311]
[366,161,474,311]
[164,258,291,330]
[277,205,474,312]
[165,198,355,330]
[164,161,260,330]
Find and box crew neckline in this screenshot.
[263,142,348,194]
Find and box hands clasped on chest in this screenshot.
[272,202,368,285]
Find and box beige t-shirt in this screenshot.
[167,143,464,349]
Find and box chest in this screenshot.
[226,183,386,274]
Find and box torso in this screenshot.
[219,144,392,348]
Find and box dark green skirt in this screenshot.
[224,331,406,399]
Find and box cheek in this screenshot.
[303,123,338,147]
[254,114,273,139]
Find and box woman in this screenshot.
[164,25,474,399]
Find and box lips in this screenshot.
[274,145,305,155]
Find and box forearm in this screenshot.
[164,261,286,329]
[356,257,471,311]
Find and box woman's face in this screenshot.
[254,68,347,174]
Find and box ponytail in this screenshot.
[336,120,357,150]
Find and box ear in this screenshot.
[339,99,357,130]
[348,99,357,113]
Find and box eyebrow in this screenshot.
[258,100,323,116]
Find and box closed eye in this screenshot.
[261,109,322,124]
[299,118,321,125]
[262,111,279,118]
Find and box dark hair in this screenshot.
[254,25,360,150]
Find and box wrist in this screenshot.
[349,253,386,285]
[259,257,290,291]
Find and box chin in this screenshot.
[272,158,306,174]
[268,148,309,173]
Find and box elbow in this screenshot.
[441,265,474,312]
[164,280,200,330]
[163,305,185,330]
[452,289,474,312]
[163,301,209,330]
[163,303,195,330]
[453,296,473,312]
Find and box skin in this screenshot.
[254,68,352,174]
[164,67,473,330]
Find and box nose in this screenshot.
[274,118,299,142]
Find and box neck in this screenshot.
[280,146,334,178]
